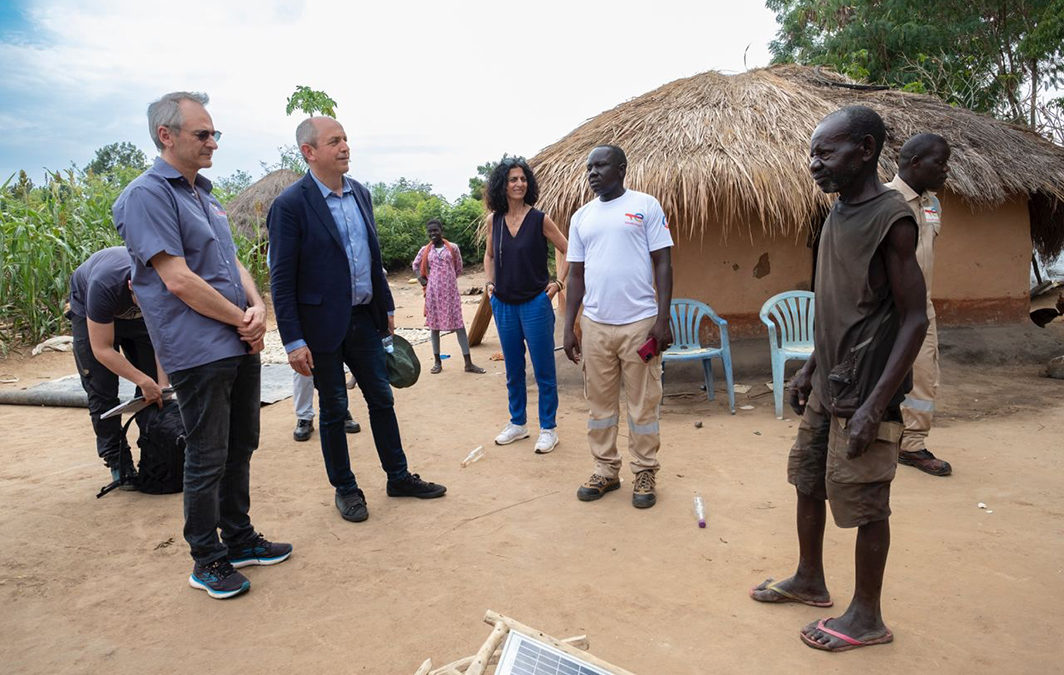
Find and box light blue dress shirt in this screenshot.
[309,171,373,305]
[283,172,376,354]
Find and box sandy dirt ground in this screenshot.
[2,270,1063,674]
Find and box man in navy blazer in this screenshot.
[268,116,446,522]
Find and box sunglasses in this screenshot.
[183,129,222,143]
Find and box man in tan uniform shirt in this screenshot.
[885,133,953,476]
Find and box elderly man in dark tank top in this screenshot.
[749,105,928,653]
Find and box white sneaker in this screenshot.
[494,423,529,445]
[534,429,559,454]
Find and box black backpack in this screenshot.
[97,400,186,497]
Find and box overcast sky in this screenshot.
[0,1,780,201]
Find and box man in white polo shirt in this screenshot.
[563,144,674,509]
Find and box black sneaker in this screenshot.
[386,473,447,499]
[343,412,361,434]
[109,465,139,491]
[188,559,250,599]
[293,418,313,442]
[335,488,369,522]
[228,533,293,568]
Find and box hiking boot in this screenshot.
[632,470,657,509]
[335,489,369,522]
[899,449,952,476]
[228,533,293,568]
[494,422,529,445]
[577,474,621,501]
[293,418,313,442]
[188,559,250,599]
[387,473,447,499]
[343,412,361,434]
[534,429,559,454]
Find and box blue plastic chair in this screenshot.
[662,299,735,413]
[760,291,815,419]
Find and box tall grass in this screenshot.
[0,169,266,353]
[0,170,124,352]
[0,166,481,353]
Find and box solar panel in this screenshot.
[495,631,615,675]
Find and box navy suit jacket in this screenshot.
[267,172,394,353]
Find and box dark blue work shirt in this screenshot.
[68,246,141,323]
[113,157,248,373]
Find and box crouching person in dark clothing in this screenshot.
[68,245,166,489]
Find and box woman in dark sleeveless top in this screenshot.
[483,158,569,454]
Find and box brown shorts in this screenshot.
[787,390,902,528]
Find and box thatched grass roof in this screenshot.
[226,169,302,238]
[531,64,1064,256]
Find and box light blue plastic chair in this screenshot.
[760,291,815,419]
[662,299,735,413]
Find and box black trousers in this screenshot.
[69,312,158,467]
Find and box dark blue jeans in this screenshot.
[311,305,409,495]
[168,354,259,565]
[69,312,158,467]
[491,293,558,429]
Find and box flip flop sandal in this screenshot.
[749,578,833,607]
[800,619,894,652]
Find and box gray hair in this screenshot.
[147,91,209,150]
[295,116,338,149]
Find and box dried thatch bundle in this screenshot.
[531,64,1064,255]
[226,169,302,238]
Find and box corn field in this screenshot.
[0,170,268,354]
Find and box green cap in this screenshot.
[386,333,421,388]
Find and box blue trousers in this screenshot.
[491,293,558,429]
[168,354,259,565]
[311,305,410,495]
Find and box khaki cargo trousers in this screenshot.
[580,315,662,478]
[900,315,938,452]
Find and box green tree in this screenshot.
[83,142,149,184]
[285,85,338,117]
[369,178,485,271]
[766,0,1064,129]
[212,169,253,205]
[260,145,307,176]
[467,154,521,201]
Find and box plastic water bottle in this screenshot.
[461,445,485,468]
[693,493,706,528]
[382,335,394,354]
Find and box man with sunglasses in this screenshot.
[114,92,290,600]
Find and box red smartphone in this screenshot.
[637,336,658,362]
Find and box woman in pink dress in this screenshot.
[412,219,485,374]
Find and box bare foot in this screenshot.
[800,617,893,652]
[465,364,485,374]
[749,577,832,607]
